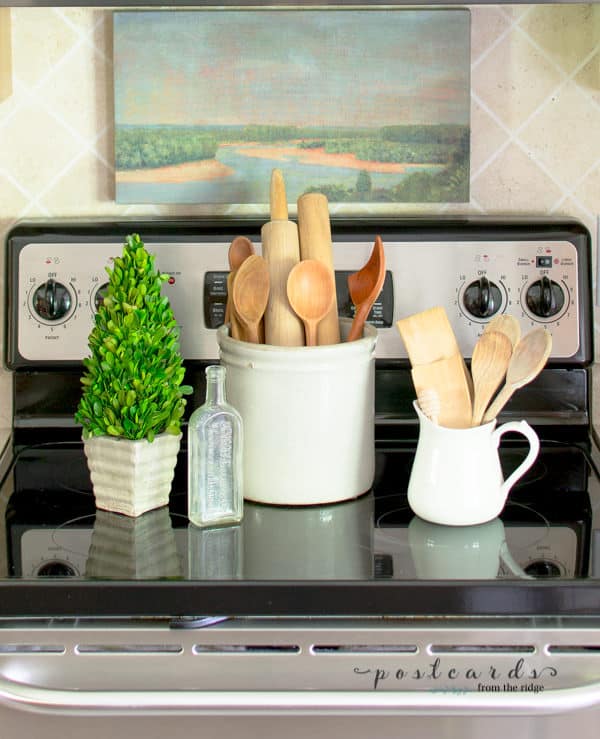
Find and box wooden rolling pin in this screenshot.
[296,192,340,345]
[260,169,304,346]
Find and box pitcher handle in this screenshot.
[492,420,540,496]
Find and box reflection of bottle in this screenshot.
[187,524,243,579]
[188,365,243,528]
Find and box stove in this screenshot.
[1,218,600,725]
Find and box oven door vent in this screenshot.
[311,644,418,654]
[76,644,183,655]
[193,644,300,654]
[430,644,536,654]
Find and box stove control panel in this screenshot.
[14,238,580,362]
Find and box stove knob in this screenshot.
[462,277,502,318]
[94,282,109,311]
[524,560,561,578]
[525,276,565,318]
[32,279,72,321]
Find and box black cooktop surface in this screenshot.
[1,436,598,619]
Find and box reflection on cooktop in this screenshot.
[3,441,594,582]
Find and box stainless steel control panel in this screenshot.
[16,238,579,362]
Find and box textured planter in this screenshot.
[83,433,182,517]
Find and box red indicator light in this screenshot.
[554,258,559,264]
[168,276,176,285]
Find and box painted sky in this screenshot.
[114,10,470,128]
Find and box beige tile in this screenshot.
[39,153,125,216]
[0,173,29,215]
[0,101,83,198]
[11,9,79,89]
[519,80,600,192]
[519,4,597,76]
[470,6,511,62]
[573,163,600,217]
[501,5,533,22]
[575,48,600,100]
[470,99,510,175]
[36,43,113,143]
[472,29,564,131]
[471,141,564,213]
[551,198,597,233]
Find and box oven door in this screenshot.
[0,618,600,739]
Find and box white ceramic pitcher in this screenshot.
[408,401,540,526]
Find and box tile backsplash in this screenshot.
[0,5,599,431]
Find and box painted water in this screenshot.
[116,145,442,205]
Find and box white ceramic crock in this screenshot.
[217,318,377,505]
[407,402,539,526]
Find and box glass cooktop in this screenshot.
[0,438,598,618]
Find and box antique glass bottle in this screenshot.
[188,365,243,527]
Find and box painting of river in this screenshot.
[113,10,471,208]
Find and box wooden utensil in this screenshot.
[261,169,305,346]
[471,330,513,426]
[287,259,335,347]
[347,235,386,342]
[396,306,462,366]
[417,388,440,425]
[482,328,553,423]
[227,271,242,340]
[411,353,473,429]
[483,313,521,349]
[396,305,473,404]
[225,236,255,337]
[296,192,340,345]
[232,255,270,344]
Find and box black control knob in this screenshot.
[94,282,109,311]
[37,561,77,577]
[525,276,565,318]
[524,560,561,578]
[32,279,72,321]
[462,277,502,318]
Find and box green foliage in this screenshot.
[116,126,218,170]
[355,170,372,195]
[75,234,192,442]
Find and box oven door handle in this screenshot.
[2,676,600,716]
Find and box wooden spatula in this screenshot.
[396,306,461,365]
[411,353,473,429]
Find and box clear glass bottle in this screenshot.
[188,365,243,527]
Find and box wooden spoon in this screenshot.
[232,255,270,344]
[484,313,521,349]
[471,330,513,426]
[482,328,553,423]
[287,259,335,346]
[225,236,255,329]
[347,235,386,342]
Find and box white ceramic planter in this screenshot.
[83,433,182,517]
[217,318,377,505]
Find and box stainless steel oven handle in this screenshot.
[2,676,600,716]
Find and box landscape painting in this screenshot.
[113,9,471,207]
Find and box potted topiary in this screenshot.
[75,233,192,517]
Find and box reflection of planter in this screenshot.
[83,433,181,517]
[86,507,181,578]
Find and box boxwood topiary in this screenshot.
[75,233,192,442]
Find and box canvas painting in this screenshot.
[113,9,471,207]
